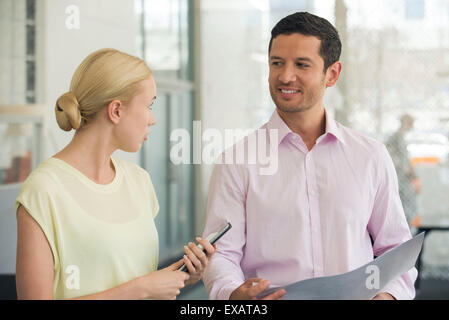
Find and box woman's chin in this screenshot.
[121,144,142,153]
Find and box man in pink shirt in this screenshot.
[202,12,417,300]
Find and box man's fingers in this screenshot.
[245,278,264,285]
[247,279,270,297]
[261,288,286,300]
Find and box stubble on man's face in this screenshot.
[268,33,328,115]
[269,73,327,114]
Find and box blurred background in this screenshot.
[0,0,448,299]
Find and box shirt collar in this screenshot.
[266,108,346,146]
[323,109,346,145]
[266,109,293,146]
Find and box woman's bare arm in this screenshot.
[16,204,55,299]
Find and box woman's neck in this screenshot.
[53,125,117,184]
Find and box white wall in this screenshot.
[37,0,140,163]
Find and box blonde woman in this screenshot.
[15,48,215,300]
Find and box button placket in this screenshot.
[305,153,324,277]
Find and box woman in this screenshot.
[15,48,215,299]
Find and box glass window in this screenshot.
[0,0,39,187]
[405,0,425,20]
[136,0,195,262]
[136,0,191,80]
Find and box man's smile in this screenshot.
[278,87,302,99]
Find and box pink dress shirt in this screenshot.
[202,109,417,300]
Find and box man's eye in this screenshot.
[297,63,309,68]
[271,61,282,66]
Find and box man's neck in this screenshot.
[276,106,326,151]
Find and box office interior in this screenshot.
[1,0,449,300]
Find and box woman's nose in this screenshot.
[148,114,156,126]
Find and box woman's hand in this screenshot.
[182,237,216,285]
[139,260,190,300]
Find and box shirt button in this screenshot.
[310,190,316,196]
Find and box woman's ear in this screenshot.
[107,100,123,124]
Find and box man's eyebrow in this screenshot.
[295,57,313,63]
[269,56,313,63]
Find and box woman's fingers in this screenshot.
[188,242,208,267]
[181,238,216,276]
[196,237,215,257]
[184,244,202,270]
[183,255,196,274]
[167,258,185,271]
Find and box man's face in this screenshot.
[268,33,332,114]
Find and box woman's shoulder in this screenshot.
[21,158,60,192]
[16,159,62,218]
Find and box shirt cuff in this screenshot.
[216,281,243,300]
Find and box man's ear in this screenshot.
[107,100,123,124]
[325,61,342,88]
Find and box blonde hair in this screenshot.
[55,48,152,131]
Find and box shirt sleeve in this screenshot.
[202,160,247,300]
[367,144,418,300]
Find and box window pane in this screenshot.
[138,0,190,80]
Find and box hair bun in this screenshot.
[55,91,81,131]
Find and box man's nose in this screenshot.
[278,64,297,83]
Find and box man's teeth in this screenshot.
[281,89,299,94]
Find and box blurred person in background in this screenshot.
[386,114,421,229]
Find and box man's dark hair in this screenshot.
[269,12,342,72]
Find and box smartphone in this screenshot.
[179,222,232,272]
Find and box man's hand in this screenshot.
[373,292,395,300]
[229,278,286,300]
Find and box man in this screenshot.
[385,114,420,228]
[202,12,417,300]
